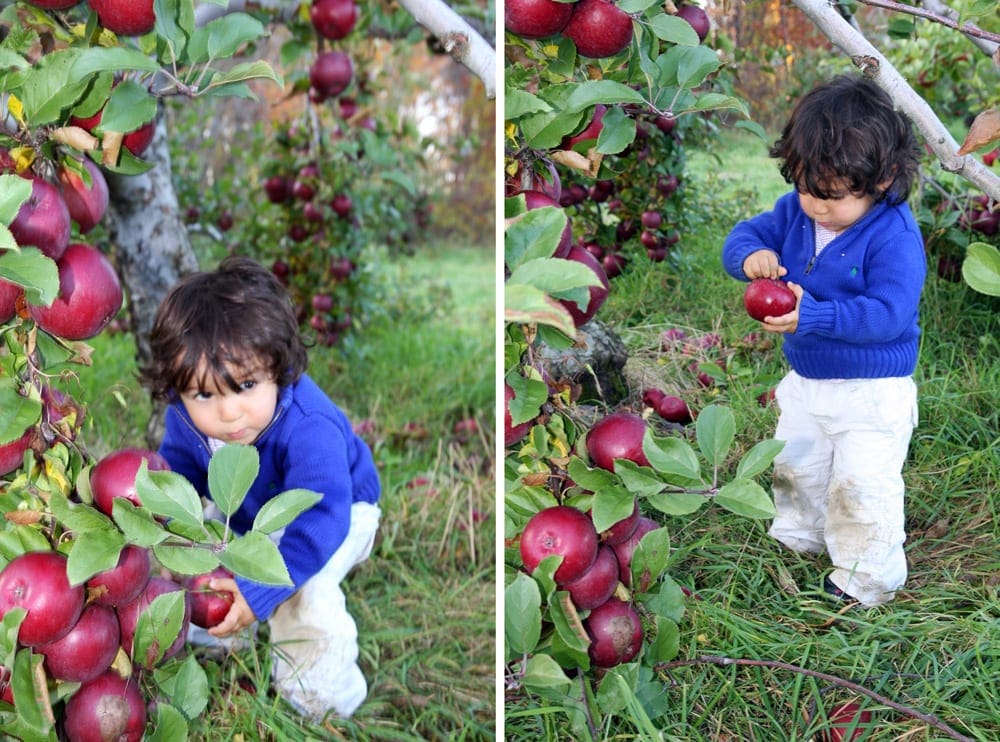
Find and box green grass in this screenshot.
[505,129,1000,741]
[74,243,496,740]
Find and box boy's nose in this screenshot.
[217,396,241,422]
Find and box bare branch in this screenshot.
[855,0,1000,46]
[791,0,1000,202]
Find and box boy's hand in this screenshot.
[760,281,802,334]
[206,577,257,637]
[743,249,786,279]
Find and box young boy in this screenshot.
[722,75,924,606]
[139,256,381,718]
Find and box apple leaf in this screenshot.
[504,284,577,339]
[0,526,51,563]
[251,488,322,535]
[505,572,542,658]
[1,649,53,739]
[521,653,574,697]
[133,591,187,669]
[714,478,776,519]
[200,61,283,97]
[675,45,721,89]
[642,433,703,486]
[207,443,259,517]
[100,80,158,136]
[152,654,209,723]
[505,206,569,269]
[0,608,27,661]
[631,526,671,593]
[218,531,291,585]
[548,591,591,669]
[614,460,668,498]
[649,615,680,664]
[0,174,31,225]
[647,14,700,46]
[686,92,750,119]
[66,528,126,586]
[566,457,618,494]
[695,404,735,468]
[0,382,41,447]
[111,499,171,548]
[590,484,636,533]
[146,703,190,742]
[47,491,114,534]
[596,108,635,155]
[152,542,220,576]
[187,13,266,64]
[636,573,686,624]
[153,0,197,64]
[962,241,1000,296]
[736,438,785,480]
[646,490,705,516]
[135,465,205,530]
[505,372,548,427]
[505,85,551,119]
[508,257,601,306]
[0,247,59,308]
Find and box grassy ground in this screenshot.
[506,130,1000,740]
[74,243,496,740]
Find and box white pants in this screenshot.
[769,371,918,606]
[269,501,381,720]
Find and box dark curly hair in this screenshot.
[139,256,308,400]
[770,74,920,205]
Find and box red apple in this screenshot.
[641,388,666,409]
[563,0,634,59]
[557,245,609,327]
[504,383,534,448]
[58,158,109,234]
[586,411,650,471]
[90,448,170,517]
[87,544,151,607]
[819,701,873,742]
[63,670,146,742]
[504,0,575,39]
[9,176,71,260]
[743,278,796,321]
[86,0,155,36]
[611,516,659,587]
[28,242,123,340]
[641,210,662,229]
[185,566,235,629]
[562,544,620,610]
[116,576,189,669]
[584,597,643,667]
[599,498,640,546]
[0,278,22,322]
[561,104,607,150]
[519,505,599,584]
[601,252,628,279]
[310,0,358,39]
[0,551,85,647]
[656,395,691,424]
[40,603,120,683]
[330,256,355,280]
[331,192,353,218]
[0,428,31,476]
[263,175,293,204]
[675,4,710,42]
[310,51,354,99]
[983,148,999,167]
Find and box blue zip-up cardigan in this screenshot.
[158,374,381,621]
[722,191,926,379]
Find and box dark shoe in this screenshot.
[823,575,856,603]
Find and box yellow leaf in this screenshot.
[7,95,24,124]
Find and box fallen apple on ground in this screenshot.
[584,597,644,667]
[519,505,599,584]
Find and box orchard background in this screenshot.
[2,0,494,739]
[505,0,998,740]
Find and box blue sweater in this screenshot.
[722,192,926,379]
[158,374,381,621]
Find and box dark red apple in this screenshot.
[87,544,151,607]
[58,158,109,234]
[641,210,662,229]
[584,597,643,667]
[656,395,691,424]
[520,189,572,257]
[116,576,189,669]
[611,516,659,587]
[675,4,710,42]
[63,670,146,742]
[563,0,634,58]
[28,242,123,340]
[519,505,599,584]
[90,448,170,517]
[0,278,22,322]
[185,566,235,629]
[310,0,358,39]
[641,388,666,409]
[0,550,85,646]
[86,0,155,36]
[599,498,640,546]
[586,411,649,471]
[9,176,71,260]
[310,51,354,99]
[330,256,355,280]
[504,0,575,39]
[557,245,609,327]
[263,175,293,204]
[744,278,796,321]
[819,701,873,742]
[601,252,628,279]
[504,383,534,447]
[561,104,606,150]
[40,603,120,683]
[0,428,31,476]
[216,210,234,231]
[331,192,353,218]
[983,148,999,167]
[562,544,619,610]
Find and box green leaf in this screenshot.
[48,492,114,534]
[695,404,735,467]
[507,257,601,304]
[590,485,636,533]
[0,608,27,660]
[187,13,266,63]
[637,574,686,623]
[219,531,291,585]
[504,283,576,338]
[14,49,91,125]
[5,649,53,738]
[133,590,186,669]
[565,81,645,113]
[596,664,639,714]
[648,14,700,46]
[66,528,126,586]
[505,372,548,427]
[0,247,59,307]
[251,488,322,534]
[642,432,703,486]
[715,478,776,519]
[675,44,720,89]
[100,79,157,136]
[154,0,196,65]
[521,653,573,696]
[152,653,209,722]
[504,207,569,270]
[963,241,1000,296]
[631,526,670,593]
[0,383,41,447]
[112,499,171,547]
[0,174,31,225]
[595,106,635,155]
[146,703,189,742]
[646,490,705,516]
[206,443,258,517]
[505,86,550,119]
[0,526,51,563]
[71,46,162,78]
[200,60,282,95]
[548,592,590,670]
[736,438,785,480]
[565,457,618,494]
[614,460,667,498]
[649,615,680,663]
[505,572,542,657]
[135,465,205,530]
[152,542,219,576]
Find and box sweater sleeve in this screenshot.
[236,416,355,621]
[157,405,209,497]
[722,192,796,280]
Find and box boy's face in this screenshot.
[797,183,874,234]
[178,359,278,445]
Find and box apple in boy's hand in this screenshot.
[744,278,796,321]
[186,566,236,628]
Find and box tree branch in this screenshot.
[395,0,496,99]
[791,0,1000,202]
[855,0,1000,46]
[655,655,976,742]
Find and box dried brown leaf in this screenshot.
[957,108,1000,155]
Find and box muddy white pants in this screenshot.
[269,501,381,720]
[769,371,918,606]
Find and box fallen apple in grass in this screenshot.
[520,505,599,584]
[561,544,620,610]
[744,278,796,321]
[185,566,235,629]
[819,701,873,742]
[584,597,643,667]
[586,411,650,471]
[62,670,146,742]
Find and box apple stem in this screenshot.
[654,656,975,741]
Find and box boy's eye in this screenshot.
[190,391,211,401]
[239,380,257,392]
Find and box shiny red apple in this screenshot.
[519,505,599,584]
[90,448,170,517]
[0,550,85,647]
[743,278,796,321]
